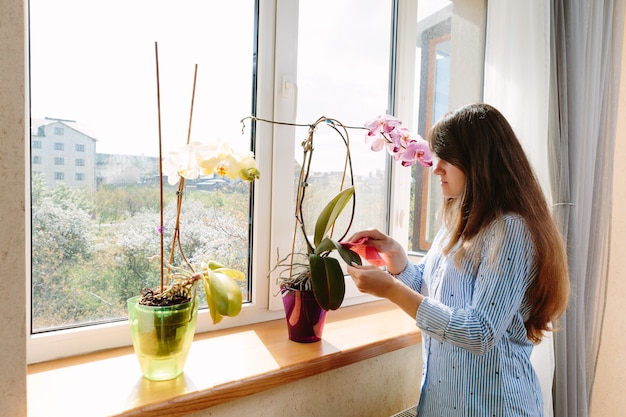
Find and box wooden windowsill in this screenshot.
[27,299,421,417]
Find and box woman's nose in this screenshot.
[432,157,442,175]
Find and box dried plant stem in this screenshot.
[166,64,199,283]
[186,65,198,145]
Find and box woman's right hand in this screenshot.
[345,229,408,275]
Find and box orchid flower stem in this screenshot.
[243,115,357,279]
[164,63,198,292]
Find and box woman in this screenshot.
[346,103,569,416]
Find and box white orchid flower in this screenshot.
[165,139,259,184]
[162,142,206,185]
[236,151,261,181]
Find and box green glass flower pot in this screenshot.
[127,296,198,381]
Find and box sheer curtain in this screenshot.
[549,1,625,417]
[484,1,625,416]
[482,1,554,416]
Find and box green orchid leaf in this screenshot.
[314,237,337,254]
[202,272,223,324]
[314,237,362,266]
[314,187,355,247]
[209,272,243,317]
[208,261,227,270]
[309,254,345,311]
[335,243,363,266]
[212,267,246,281]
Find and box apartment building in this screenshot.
[30,117,97,191]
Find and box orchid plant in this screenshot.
[255,114,432,313]
[252,116,362,311]
[134,46,261,324]
[138,139,260,324]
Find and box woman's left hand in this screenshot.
[346,263,396,298]
[347,263,424,319]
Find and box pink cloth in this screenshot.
[341,238,386,267]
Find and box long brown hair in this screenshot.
[428,103,569,343]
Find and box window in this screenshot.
[408,0,484,254]
[27,0,485,363]
[294,0,391,234]
[29,0,259,362]
[33,156,41,164]
[410,1,452,252]
[54,126,64,135]
[54,157,64,165]
[33,140,42,149]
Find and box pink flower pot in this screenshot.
[281,289,327,343]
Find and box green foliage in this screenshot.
[309,254,345,310]
[95,184,163,223]
[31,184,97,329]
[203,261,244,324]
[313,187,355,247]
[30,180,252,331]
[279,186,362,311]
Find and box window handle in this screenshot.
[281,75,298,122]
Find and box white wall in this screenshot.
[183,345,421,417]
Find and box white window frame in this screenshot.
[26,0,419,364]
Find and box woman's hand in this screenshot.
[346,264,396,298]
[347,263,423,319]
[345,229,408,274]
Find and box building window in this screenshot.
[76,144,85,152]
[33,156,41,164]
[33,140,42,149]
[54,142,64,151]
[75,173,84,181]
[75,158,84,166]
[54,157,64,165]
[54,172,64,180]
[54,127,64,135]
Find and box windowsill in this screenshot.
[27,299,421,417]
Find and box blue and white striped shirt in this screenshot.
[396,214,543,416]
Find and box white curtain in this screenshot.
[482,1,554,416]
[549,1,625,416]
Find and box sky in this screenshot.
[29,0,256,156]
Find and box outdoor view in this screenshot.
[29,0,257,332]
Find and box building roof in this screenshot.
[30,117,98,141]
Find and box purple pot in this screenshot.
[281,289,327,343]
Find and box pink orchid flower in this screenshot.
[365,114,402,136]
[364,115,433,168]
[399,138,433,167]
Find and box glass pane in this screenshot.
[410,0,453,252]
[293,0,392,256]
[29,0,256,332]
